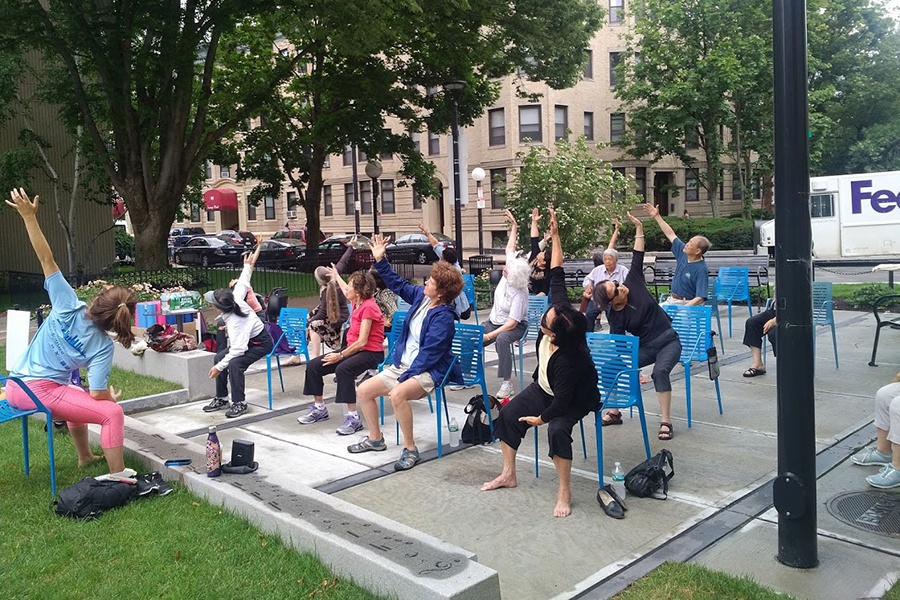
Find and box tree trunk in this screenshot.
[303,147,327,258]
[121,177,181,271]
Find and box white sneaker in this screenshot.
[496,382,514,398]
[449,383,475,391]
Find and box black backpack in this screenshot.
[624,449,674,499]
[53,477,137,520]
[460,394,500,445]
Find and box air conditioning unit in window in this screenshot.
[286,210,298,220]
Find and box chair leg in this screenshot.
[579,419,587,459]
[518,343,525,393]
[831,323,839,369]
[45,414,56,496]
[637,402,652,459]
[870,325,883,366]
[594,411,603,488]
[277,357,285,392]
[266,356,274,410]
[684,362,693,428]
[714,377,723,415]
[534,426,540,478]
[379,396,385,425]
[714,311,725,354]
[21,416,30,477]
[727,301,734,337]
[435,388,443,458]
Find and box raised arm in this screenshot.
[418,223,441,250]
[335,238,354,275]
[642,202,676,242]
[547,207,566,306]
[324,263,349,296]
[6,189,59,277]
[530,207,540,238]
[607,218,621,250]
[504,209,518,255]
[627,212,644,252]
[549,208,563,269]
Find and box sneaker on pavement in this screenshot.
[336,414,363,435]
[449,383,475,391]
[851,446,892,466]
[297,405,329,425]
[394,447,420,471]
[203,397,229,412]
[866,464,900,489]
[347,436,387,453]
[225,402,248,418]
[496,382,514,398]
[135,472,174,497]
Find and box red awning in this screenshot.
[112,199,126,219]
[203,188,238,211]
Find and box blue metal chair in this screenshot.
[515,295,549,392]
[462,273,479,324]
[706,278,725,354]
[813,281,839,369]
[662,305,723,428]
[378,311,415,425]
[715,267,752,337]
[265,308,310,410]
[0,376,57,496]
[397,298,412,313]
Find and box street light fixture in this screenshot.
[471,167,486,254]
[365,159,383,235]
[443,79,466,261]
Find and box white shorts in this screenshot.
[378,364,435,396]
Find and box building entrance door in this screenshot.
[654,172,672,216]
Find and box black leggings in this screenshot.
[494,383,590,461]
[303,350,383,404]
[639,328,682,393]
[215,332,274,404]
[743,307,777,355]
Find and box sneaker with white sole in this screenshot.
[297,405,329,425]
[449,383,475,391]
[496,382,514,398]
[203,397,229,412]
[851,446,892,466]
[866,464,900,489]
[336,414,363,435]
[225,402,248,418]
[394,447,420,471]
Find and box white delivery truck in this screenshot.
[759,170,900,259]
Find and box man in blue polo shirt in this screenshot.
[643,203,709,305]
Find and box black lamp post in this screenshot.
[443,80,466,261]
[351,146,361,235]
[365,159,383,235]
[471,167,485,254]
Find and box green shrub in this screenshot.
[617,217,754,252]
[114,227,135,260]
[849,284,900,310]
[751,207,775,220]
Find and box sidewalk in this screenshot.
[32,306,900,598]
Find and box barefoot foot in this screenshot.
[78,454,103,467]
[481,474,517,491]
[553,498,572,518]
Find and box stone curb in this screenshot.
[119,389,189,414]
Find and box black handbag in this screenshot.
[624,449,674,499]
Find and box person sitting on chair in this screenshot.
[584,219,628,332]
[742,299,776,377]
[346,234,464,472]
[851,373,900,489]
[595,211,682,441]
[643,202,709,305]
[481,207,600,518]
[297,270,385,435]
[5,188,136,475]
[302,245,354,359]
[526,207,552,296]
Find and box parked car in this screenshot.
[173,236,244,266]
[271,226,325,244]
[317,234,374,272]
[169,226,207,249]
[217,229,256,249]
[255,238,307,270]
[386,232,455,264]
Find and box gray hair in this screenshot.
[505,256,531,289]
[603,248,619,260]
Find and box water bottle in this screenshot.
[206,426,222,477]
[612,461,626,499]
[448,418,460,447]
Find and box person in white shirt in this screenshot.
[584,219,629,331]
[202,244,273,418]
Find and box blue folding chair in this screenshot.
[813,281,839,369]
[715,267,752,337]
[378,311,417,425]
[462,273,479,324]
[397,298,412,313]
[265,308,310,410]
[0,376,57,495]
[662,305,723,428]
[706,278,725,354]
[515,295,549,392]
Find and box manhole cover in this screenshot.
[826,491,900,538]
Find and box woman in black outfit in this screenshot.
[527,207,552,296]
[482,207,600,518]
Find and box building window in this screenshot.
[584,112,594,140]
[685,127,700,149]
[583,49,593,79]
[490,168,507,209]
[411,132,421,154]
[191,204,201,222]
[219,164,231,179]
[609,52,622,87]
[428,131,440,155]
[685,169,699,202]
[380,129,393,160]
[519,105,542,142]
[554,105,568,141]
[610,0,624,23]
[344,183,354,215]
[358,149,368,163]
[612,167,626,202]
[381,180,395,214]
[810,194,835,218]
[488,108,505,146]
[323,185,333,217]
[286,191,297,211]
[323,156,330,169]
[247,200,257,221]
[343,145,353,166]
[206,210,215,222]
[264,195,276,220]
[610,113,625,144]
[634,167,647,200]
[360,180,372,215]
[412,186,422,210]
[205,161,212,180]
[491,230,509,248]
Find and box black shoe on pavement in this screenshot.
[203,397,229,412]
[225,402,248,418]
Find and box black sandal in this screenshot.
[658,422,674,441]
[742,367,767,378]
[602,411,623,427]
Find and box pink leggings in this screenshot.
[6,379,125,448]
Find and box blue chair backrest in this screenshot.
[462,273,477,307]
[662,304,712,363]
[397,298,412,313]
[385,310,408,356]
[452,323,486,386]
[278,308,309,350]
[812,281,833,326]
[586,333,641,409]
[716,267,750,300]
[706,278,718,307]
[524,295,549,341]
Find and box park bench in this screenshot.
[645,254,771,303]
[868,294,900,366]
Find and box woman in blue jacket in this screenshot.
[347,234,464,471]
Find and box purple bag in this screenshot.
[265,322,294,354]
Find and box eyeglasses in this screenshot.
[610,281,620,299]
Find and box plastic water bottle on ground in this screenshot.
[612,461,626,499]
[206,426,222,477]
[448,418,460,447]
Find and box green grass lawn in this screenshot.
[614,563,795,599]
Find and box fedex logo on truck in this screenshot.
[851,179,900,214]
